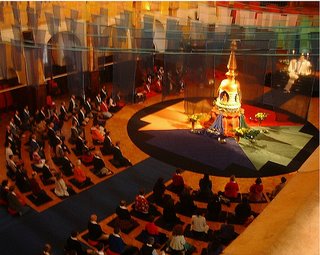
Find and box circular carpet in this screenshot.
[128,99,319,178]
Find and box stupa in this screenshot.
[209,40,247,137]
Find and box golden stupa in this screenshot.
[209,40,245,137]
[215,40,241,112]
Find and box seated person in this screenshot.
[29,172,46,199]
[179,186,197,213]
[234,197,255,224]
[116,200,132,221]
[190,210,210,235]
[152,177,166,204]
[215,223,239,245]
[73,160,91,186]
[203,236,224,255]
[7,185,28,216]
[135,189,150,214]
[0,180,9,205]
[61,152,74,176]
[168,224,193,254]
[32,147,46,169]
[223,175,240,200]
[69,122,80,145]
[65,231,93,255]
[171,168,185,194]
[15,165,31,193]
[113,91,125,108]
[113,141,132,167]
[75,134,89,155]
[145,216,165,245]
[54,139,65,165]
[108,95,121,113]
[78,107,89,126]
[106,227,127,255]
[101,131,114,155]
[248,177,264,202]
[206,196,222,220]
[267,176,287,200]
[54,172,69,197]
[197,174,213,200]
[140,237,161,255]
[163,195,180,224]
[91,124,105,144]
[41,162,55,185]
[92,153,112,175]
[93,110,106,127]
[100,98,113,119]
[87,214,109,242]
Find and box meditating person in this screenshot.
[54,139,65,165]
[179,186,197,213]
[73,160,91,186]
[206,196,222,220]
[54,172,69,197]
[248,177,264,202]
[152,177,166,204]
[92,152,112,176]
[106,226,126,255]
[32,147,46,169]
[163,195,180,224]
[15,165,31,193]
[171,168,185,194]
[65,231,93,255]
[60,152,74,176]
[140,237,161,255]
[100,98,113,119]
[268,176,287,200]
[204,236,224,255]
[215,222,239,246]
[7,185,28,216]
[101,131,114,155]
[41,161,55,185]
[190,210,210,235]
[198,173,214,200]
[69,121,80,145]
[0,180,9,206]
[115,200,137,231]
[29,172,46,199]
[91,123,105,144]
[87,214,109,243]
[135,189,150,215]
[168,224,189,254]
[224,175,240,200]
[113,141,133,167]
[234,197,255,225]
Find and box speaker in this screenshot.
[22,30,34,45]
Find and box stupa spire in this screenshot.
[226,40,238,78]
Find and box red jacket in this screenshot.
[224,181,239,198]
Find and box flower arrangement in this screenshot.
[255,112,268,126]
[189,114,202,123]
[234,127,260,140]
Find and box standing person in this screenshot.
[248,177,264,202]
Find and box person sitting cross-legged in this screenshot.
[101,131,115,155]
[65,231,94,255]
[29,172,47,200]
[223,175,240,201]
[91,123,105,144]
[140,237,162,255]
[54,172,70,197]
[112,141,133,167]
[106,226,138,255]
[134,189,150,215]
[190,210,210,237]
[115,200,137,232]
[92,152,112,176]
[87,214,109,244]
[73,160,92,187]
[248,177,264,202]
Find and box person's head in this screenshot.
[32,172,37,178]
[115,141,120,147]
[139,188,145,196]
[147,236,155,246]
[172,224,184,236]
[49,122,54,128]
[1,179,8,187]
[281,177,287,184]
[43,243,52,253]
[120,200,127,207]
[176,168,182,174]
[230,175,236,182]
[114,226,120,235]
[71,94,75,100]
[90,214,97,222]
[55,172,62,180]
[96,243,104,252]
[71,231,79,238]
[204,174,209,180]
[255,177,262,185]
[76,159,81,166]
